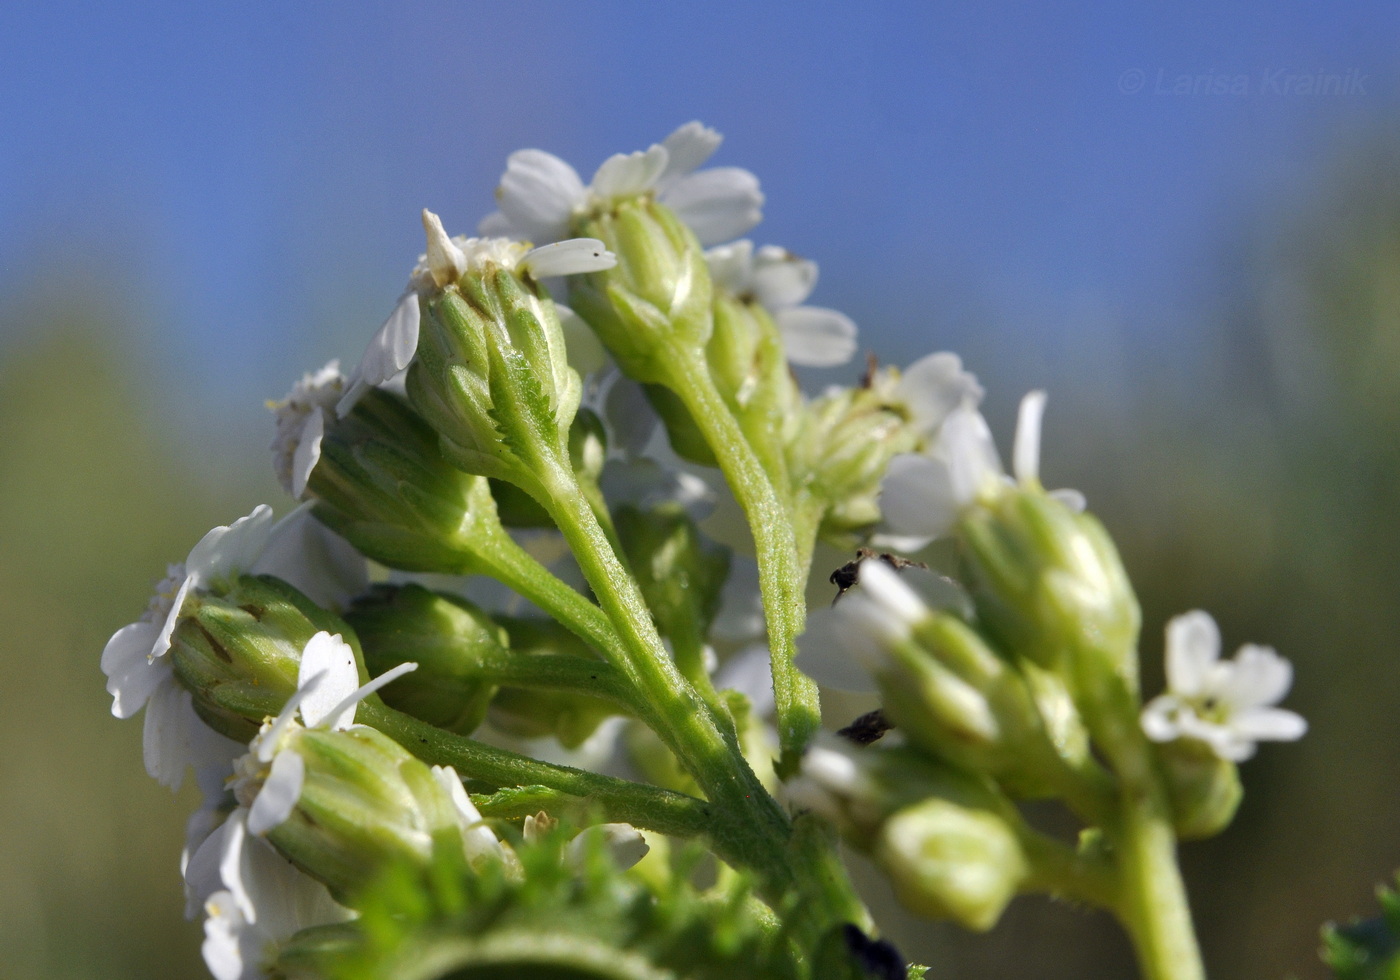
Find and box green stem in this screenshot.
[438,649,636,713]
[664,349,821,771]
[361,701,725,845]
[1019,829,1119,910]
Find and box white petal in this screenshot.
[1230,707,1307,742]
[339,292,421,418]
[796,606,877,693]
[290,410,323,500]
[879,453,958,539]
[751,245,817,309]
[774,307,858,367]
[556,304,607,377]
[567,824,649,870]
[143,679,197,790]
[151,574,195,662]
[421,209,466,287]
[941,405,1004,507]
[660,121,722,179]
[1049,488,1087,512]
[1221,644,1293,710]
[251,505,368,611]
[186,505,277,587]
[856,560,930,631]
[521,238,616,278]
[201,889,253,980]
[1140,695,1186,742]
[660,167,764,245]
[185,816,234,918]
[703,239,754,294]
[432,766,506,864]
[896,352,984,436]
[320,661,418,730]
[713,644,776,717]
[589,145,668,200]
[297,632,361,729]
[1012,390,1047,486]
[1164,611,1221,698]
[247,751,305,835]
[497,149,585,244]
[477,209,515,238]
[102,621,167,717]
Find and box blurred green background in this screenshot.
[5,3,1400,978]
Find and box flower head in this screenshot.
[1141,611,1307,761]
[337,212,614,416]
[705,239,857,367]
[268,361,345,498]
[878,389,1084,547]
[479,121,763,247]
[101,506,367,789]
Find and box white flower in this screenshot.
[232,632,418,835]
[705,239,857,367]
[797,557,967,694]
[478,121,763,247]
[1141,611,1307,762]
[192,810,353,980]
[336,210,615,415]
[101,506,369,789]
[784,733,884,829]
[268,361,345,499]
[878,389,1085,547]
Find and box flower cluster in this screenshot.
[102,120,1305,980]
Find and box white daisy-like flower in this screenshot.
[337,210,615,416]
[101,505,369,789]
[878,390,1085,547]
[191,810,353,980]
[705,239,857,367]
[478,121,764,248]
[231,631,418,836]
[1141,611,1307,762]
[268,360,345,499]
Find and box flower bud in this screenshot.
[873,796,1028,931]
[344,584,506,736]
[958,486,1141,699]
[790,383,917,542]
[309,387,505,573]
[1155,736,1243,840]
[407,241,582,486]
[569,199,714,385]
[169,574,357,743]
[261,725,476,903]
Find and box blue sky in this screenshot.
[3,1,1397,432]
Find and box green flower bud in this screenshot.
[407,242,582,487]
[1156,737,1243,840]
[790,383,917,542]
[882,611,1088,801]
[309,388,504,572]
[263,726,475,904]
[169,574,356,743]
[873,796,1028,932]
[570,199,713,385]
[959,486,1141,699]
[344,584,506,736]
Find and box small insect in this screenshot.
[828,548,927,603]
[837,709,893,746]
